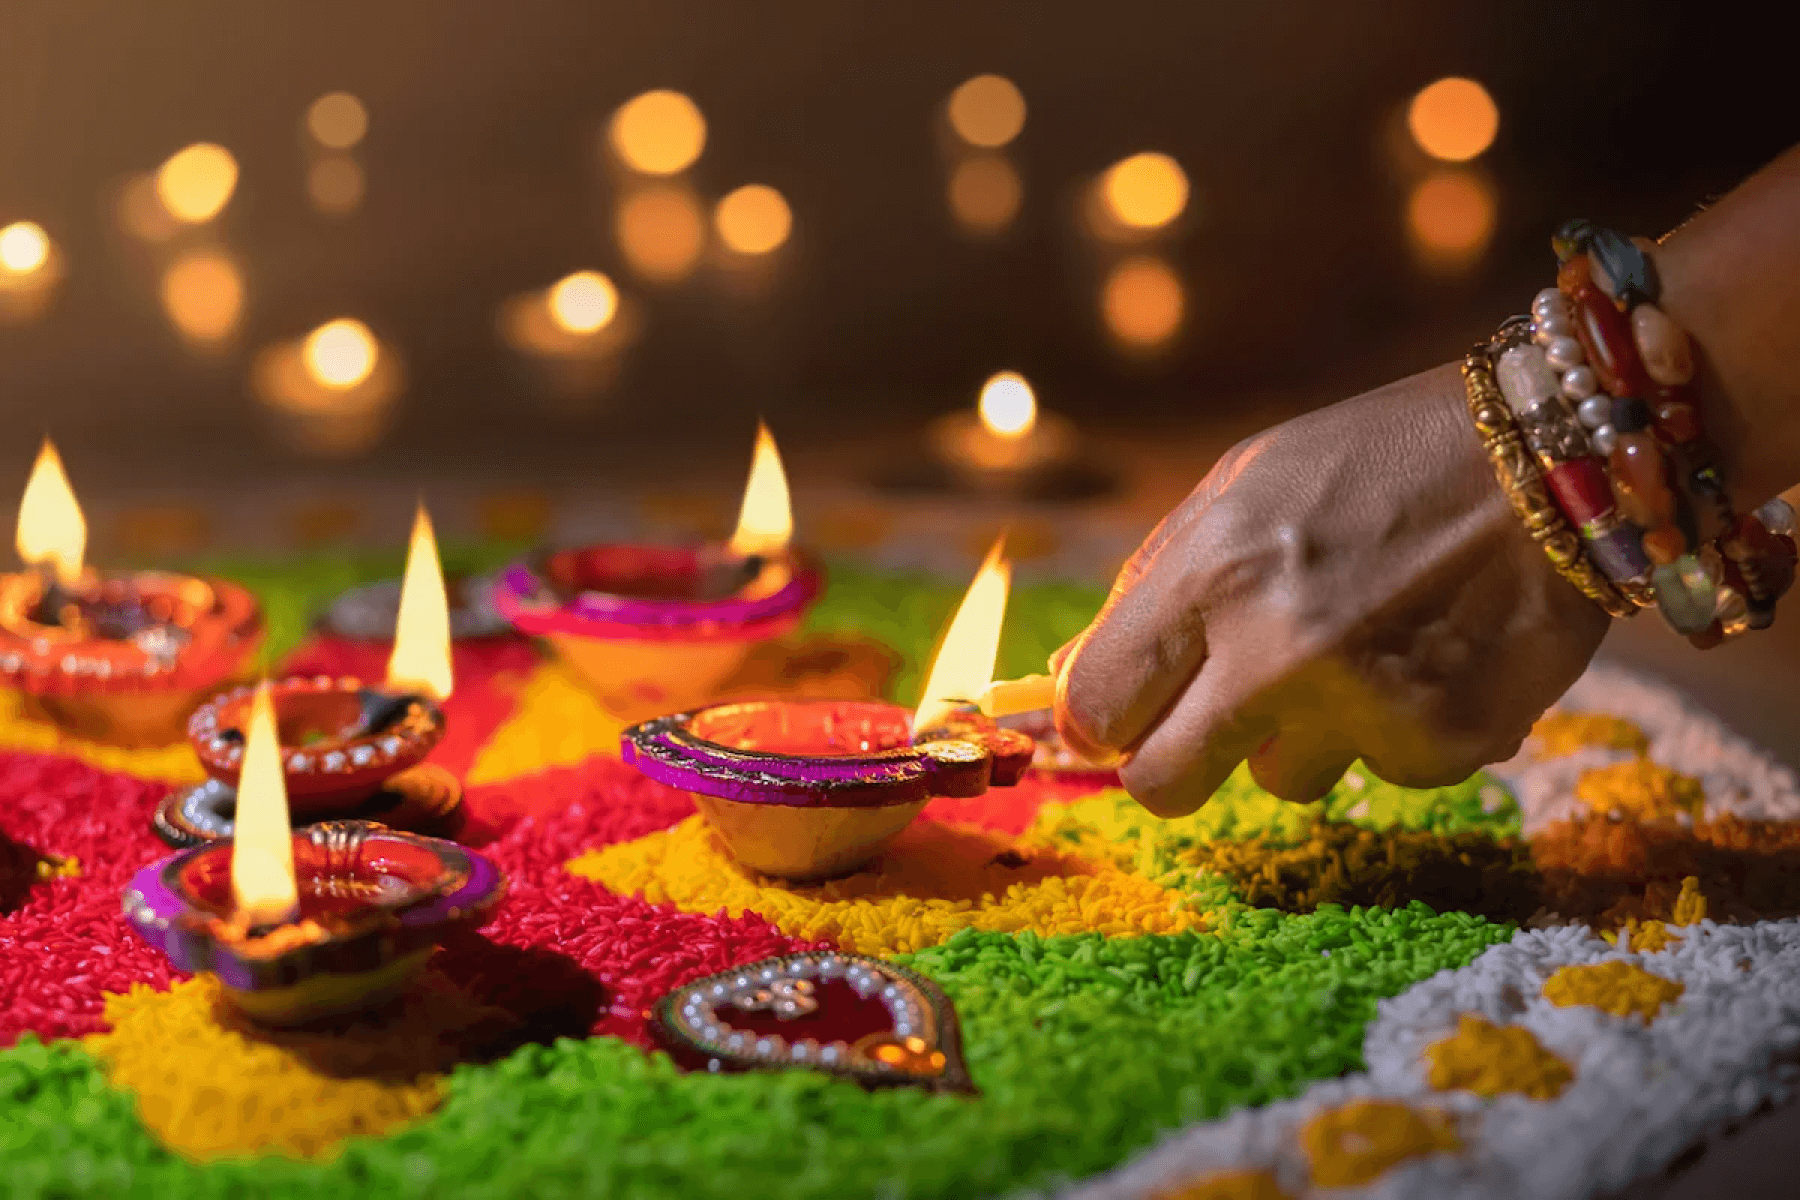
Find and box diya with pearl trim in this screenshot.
[124,818,504,1025]
[0,441,264,747]
[651,951,973,1093]
[154,504,463,847]
[494,422,819,722]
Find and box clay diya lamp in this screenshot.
[652,951,973,1093]
[621,698,1033,881]
[495,422,819,722]
[123,819,505,1025]
[977,673,1122,785]
[157,675,455,847]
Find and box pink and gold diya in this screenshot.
[125,683,504,1025]
[977,673,1123,784]
[495,422,820,722]
[156,505,461,846]
[651,951,973,1093]
[0,440,263,746]
[621,540,1032,880]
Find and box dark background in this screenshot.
[2,2,1791,486]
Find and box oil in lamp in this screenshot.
[156,504,462,846]
[621,540,1033,881]
[0,439,264,747]
[496,422,821,723]
[124,680,506,1025]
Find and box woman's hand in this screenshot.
[1052,363,1610,817]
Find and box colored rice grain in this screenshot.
[82,975,515,1160]
[1531,711,1651,759]
[1575,759,1705,823]
[570,814,1203,955]
[465,661,626,783]
[0,691,205,783]
[1542,960,1684,1023]
[1298,1099,1460,1188]
[1179,818,1540,920]
[1152,1169,1292,1199]
[1424,1014,1573,1099]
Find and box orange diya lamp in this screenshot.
[0,440,263,746]
[495,423,821,722]
[124,681,505,1026]
[621,540,1033,881]
[157,505,461,847]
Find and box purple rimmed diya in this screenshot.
[494,543,821,722]
[652,952,973,1093]
[123,819,505,1025]
[155,676,457,847]
[621,698,1033,881]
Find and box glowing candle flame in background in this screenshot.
[303,318,378,390]
[306,92,369,150]
[231,681,300,927]
[727,421,793,558]
[1101,152,1189,231]
[1407,77,1499,163]
[978,371,1037,439]
[15,438,86,585]
[386,502,455,701]
[160,250,245,346]
[914,537,1011,733]
[1101,256,1184,350]
[947,75,1027,149]
[548,270,619,334]
[714,185,792,255]
[0,222,51,275]
[155,143,239,225]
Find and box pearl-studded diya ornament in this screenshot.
[651,952,973,1093]
[621,540,1032,880]
[0,440,264,747]
[155,504,461,846]
[495,423,820,722]
[125,682,505,1026]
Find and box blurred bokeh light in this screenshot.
[616,184,706,281]
[1101,152,1188,231]
[1101,255,1184,350]
[609,90,707,176]
[305,91,369,149]
[303,317,378,389]
[548,270,619,333]
[0,221,51,275]
[306,154,366,215]
[978,370,1036,437]
[1405,167,1497,272]
[715,184,792,255]
[948,154,1022,235]
[947,75,1026,149]
[159,249,245,346]
[155,143,239,224]
[1407,77,1499,163]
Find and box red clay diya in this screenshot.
[0,568,263,746]
[123,819,505,1025]
[495,543,821,722]
[652,951,972,1093]
[621,698,1033,881]
[155,676,456,847]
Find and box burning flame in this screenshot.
[978,371,1036,440]
[15,438,86,585]
[231,681,300,926]
[727,421,793,558]
[386,502,454,701]
[913,536,1011,732]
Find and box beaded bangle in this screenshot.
[1529,220,1799,645]
[1460,331,1636,619]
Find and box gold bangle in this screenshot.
[1461,343,1636,619]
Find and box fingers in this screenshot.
[1116,659,1271,817]
[1055,555,1211,761]
[1247,730,1359,804]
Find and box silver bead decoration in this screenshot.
[1577,396,1612,429]
[1592,425,1619,456]
[1544,336,1586,371]
[1561,366,1598,401]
